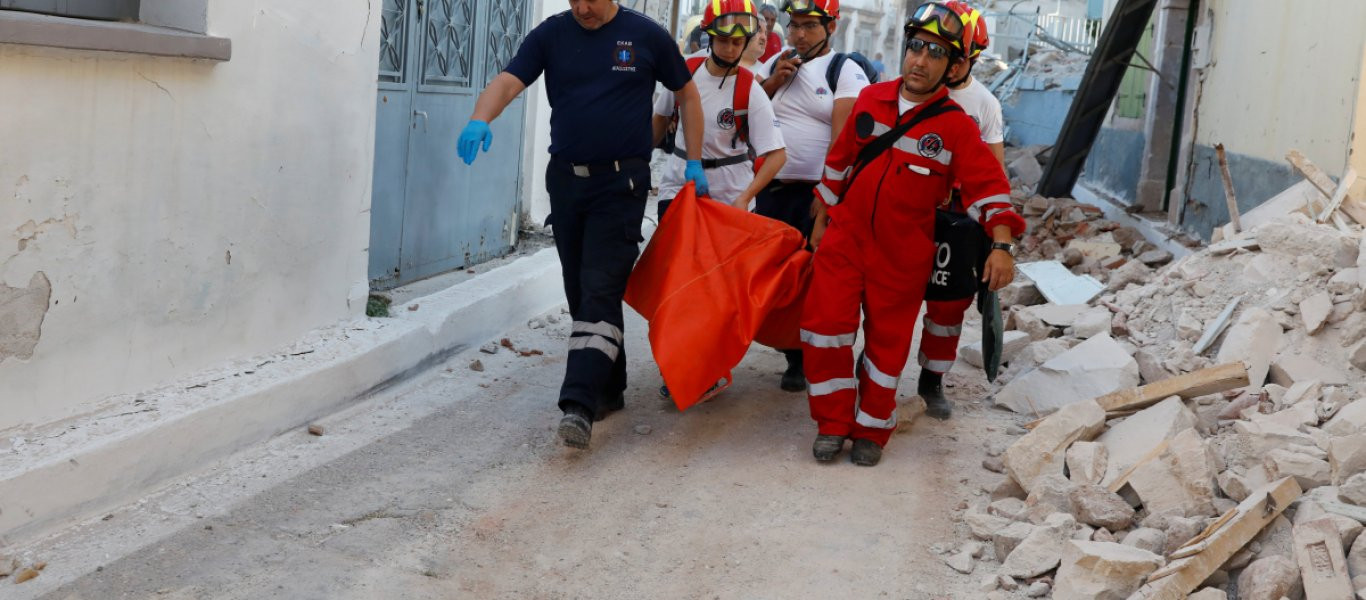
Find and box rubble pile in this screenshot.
[942,185,1366,597]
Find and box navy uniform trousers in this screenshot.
[545,156,650,418]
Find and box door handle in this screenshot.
[413,110,428,132]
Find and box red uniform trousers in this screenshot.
[918,297,974,374]
[800,223,933,448]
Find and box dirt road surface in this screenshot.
[28,308,1027,600]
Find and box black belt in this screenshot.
[671,147,750,169]
[557,157,649,178]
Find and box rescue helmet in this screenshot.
[782,0,839,20]
[904,1,967,59]
[703,0,761,38]
[944,1,989,59]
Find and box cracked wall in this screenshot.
[0,272,51,362]
[0,0,382,432]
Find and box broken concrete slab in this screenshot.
[1270,353,1350,386]
[1066,441,1108,486]
[1121,527,1168,556]
[995,334,1139,416]
[1096,396,1197,489]
[1342,474,1366,507]
[962,331,1030,369]
[1128,428,1221,518]
[1051,540,1163,600]
[1004,399,1107,493]
[1000,513,1076,579]
[1069,307,1113,339]
[1069,484,1135,531]
[967,506,1014,540]
[1215,307,1283,388]
[1017,261,1105,305]
[999,280,1045,307]
[1012,338,1074,370]
[1302,292,1335,335]
[1009,154,1044,187]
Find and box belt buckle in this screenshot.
[572,164,591,178]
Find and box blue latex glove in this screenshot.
[684,159,710,197]
[458,120,492,165]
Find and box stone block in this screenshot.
[995,334,1139,415]
[1302,291,1334,335]
[966,506,1014,540]
[1342,473,1366,506]
[1051,540,1163,600]
[1068,484,1135,531]
[1270,353,1350,386]
[1097,396,1198,489]
[1066,441,1108,486]
[1129,428,1221,517]
[1215,307,1283,388]
[1004,400,1106,493]
[1265,448,1333,490]
[1331,435,1366,487]
[961,330,1031,369]
[993,521,1036,560]
[1000,513,1076,579]
[1236,555,1303,600]
[1121,527,1167,556]
[1327,403,1366,438]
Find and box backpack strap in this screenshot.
[826,52,847,94]
[731,66,753,150]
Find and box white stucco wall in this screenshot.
[1193,0,1366,176]
[0,1,380,432]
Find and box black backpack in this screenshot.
[825,51,880,93]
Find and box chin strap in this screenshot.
[708,35,754,90]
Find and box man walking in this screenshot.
[458,0,708,449]
[801,2,1025,466]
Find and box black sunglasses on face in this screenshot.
[905,37,949,60]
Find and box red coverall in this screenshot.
[801,82,1025,447]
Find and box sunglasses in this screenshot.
[905,37,950,60]
[707,13,760,37]
[782,0,831,18]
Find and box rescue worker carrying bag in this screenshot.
[843,95,985,301]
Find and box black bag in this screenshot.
[925,209,989,301]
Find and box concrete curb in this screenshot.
[0,248,564,544]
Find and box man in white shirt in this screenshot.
[652,0,787,216]
[753,0,868,393]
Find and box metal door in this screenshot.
[369,0,529,289]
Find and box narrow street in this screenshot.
[32,308,1022,600]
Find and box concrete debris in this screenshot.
[1120,527,1168,556]
[1187,589,1227,600]
[1000,513,1076,579]
[469,359,485,372]
[1215,307,1283,388]
[994,334,1139,416]
[1024,580,1051,597]
[1068,484,1135,531]
[1270,353,1350,386]
[1066,441,1108,486]
[1004,399,1106,493]
[1301,292,1334,335]
[1051,540,1162,600]
[1237,555,1304,600]
[1096,396,1197,489]
[945,550,975,574]
[1265,448,1333,491]
[961,331,1031,369]
[1128,428,1221,518]
[993,521,1037,560]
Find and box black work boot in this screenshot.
[850,439,883,466]
[812,435,846,462]
[781,350,807,392]
[918,368,951,420]
[558,403,593,448]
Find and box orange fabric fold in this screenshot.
[625,184,812,411]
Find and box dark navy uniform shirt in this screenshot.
[505,8,691,163]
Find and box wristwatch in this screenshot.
[990,241,1016,256]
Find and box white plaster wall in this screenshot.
[524,0,560,227]
[1193,0,1366,176]
[0,0,380,432]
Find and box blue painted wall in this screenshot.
[1080,127,1145,206]
[1176,145,1300,241]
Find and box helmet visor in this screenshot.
[908,2,965,48]
[707,13,760,37]
[782,0,831,18]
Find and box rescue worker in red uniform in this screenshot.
[915,0,1009,420]
[800,1,1026,466]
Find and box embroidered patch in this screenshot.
[815,87,829,96]
[613,43,637,72]
[717,108,736,130]
[918,133,944,159]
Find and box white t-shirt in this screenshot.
[950,77,1004,144]
[654,62,785,205]
[759,50,869,181]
